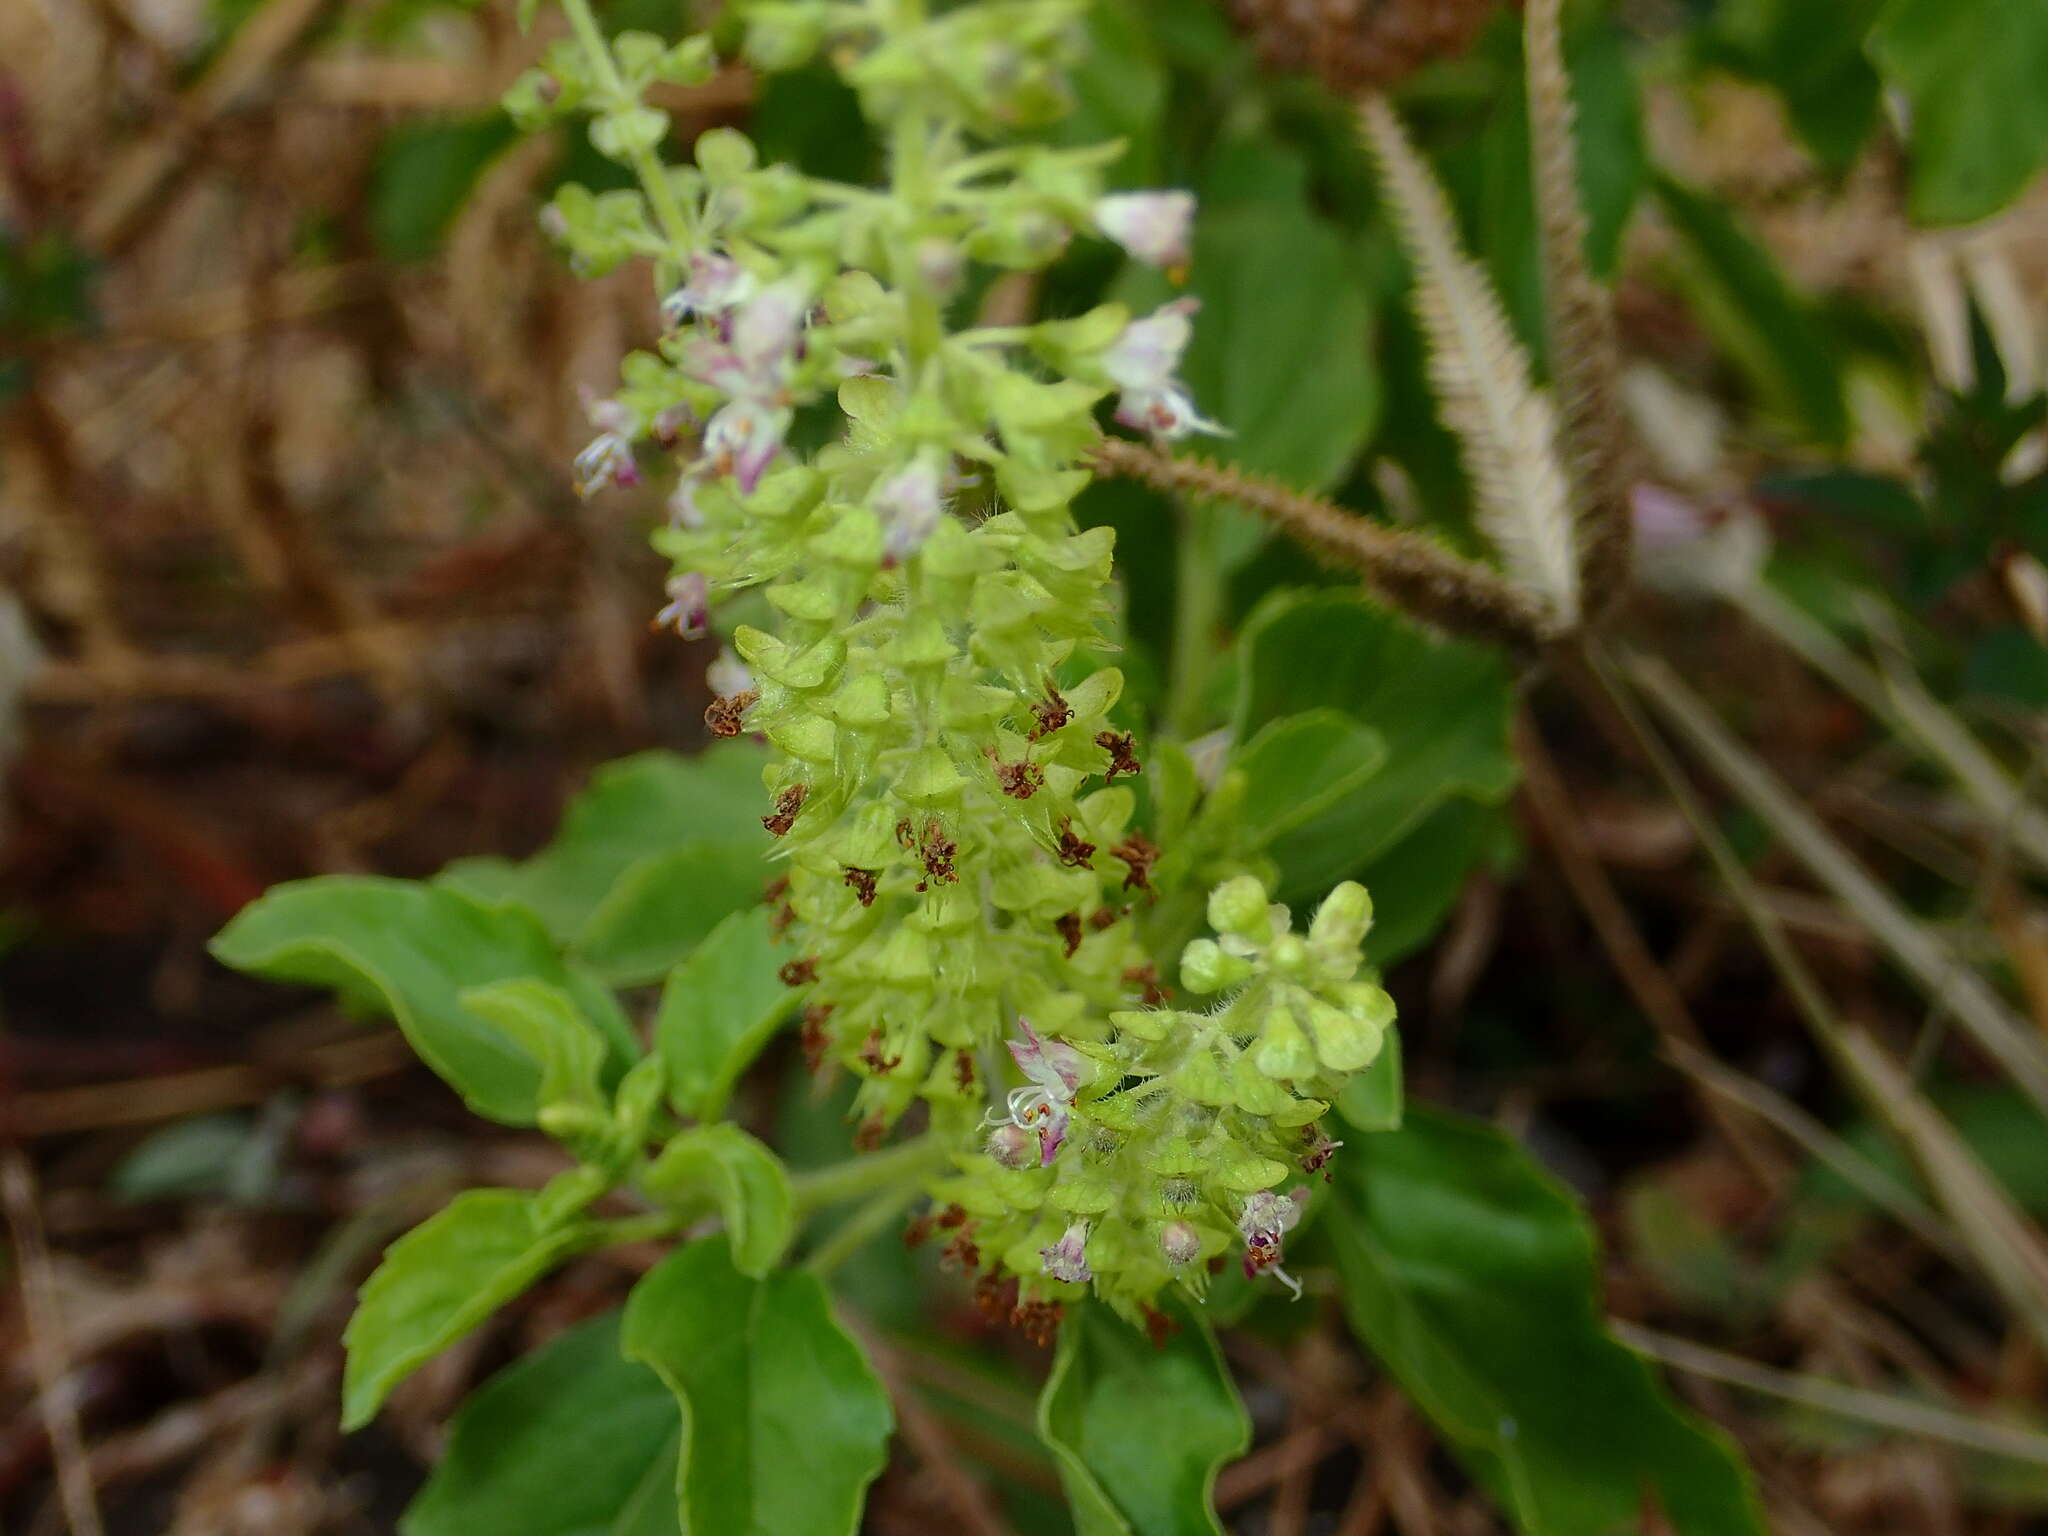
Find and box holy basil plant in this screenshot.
[210,1,1761,1531]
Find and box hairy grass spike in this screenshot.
[1358,93,1581,634]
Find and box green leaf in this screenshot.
[1337,1029,1403,1132]
[573,842,772,986]
[1037,1293,1249,1536]
[1231,591,1517,900]
[1650,175,1848,446]
[1355,799,1519,966]
[1869,0,2048,226]
[1165,188,1378,495]
[211,877,591,1125]
[1327,1108,1764,1536]
[621,1239,893,1535]
[371,113,520,262]
[440,747,770,946]
[656,907,793,1122]
[1230,710,1388,848]
[1705,0,1885,171]
[461,979,608,1113]
[642,1125,795,1278]
[402,1311,683,1536]
[343,1189,605,1431]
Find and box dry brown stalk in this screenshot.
[1088,437,1552,651]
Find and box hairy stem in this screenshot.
[791,1134,950,1215]
[1090,437,1552,652]
[559,0,695,250]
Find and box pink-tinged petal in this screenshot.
[1630,482,1709,552]
[731,279,807,373]
[876,456,946,564]
[1101,298,1200,392]
[571,433,635,498]
[1007,1018,1081,1098]
[654,572,709,639]
[1093,191,1195,270]
[681,336,751,394]
[704,400,791,493]
[663,252,755,327]
[1037,1103,1069,1166]
[1039,1220,1092,1284]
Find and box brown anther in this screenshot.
[799,1003,835,1071]
[763,875,791,904]
[1027,680,1072,741]
[763,783,808,836]
[994,756,1045,799]
[1109,831,1159,892]
[894,818,916,849]
[918,818,958,885]
[936,1203,970,1229]
[903,1210,937,1248]
[1122,964,1171,1007]
[954,1050,976,1092]
[940,1232,981,1273]
[1010,1299,1064,1347]
[1141,1304,1181,1350]
[975,1272,1020,1324]
[704,689,758,738]
[1096,730,1140,779]
[1088,906,1119,931]
[778,956,818,987]
[1303,1125,1342,1180]
[842,866,878,907]
[857,1028,901,1074]
[1054,911,1084,959]
[853,1114,888,1152]
[1055,819,1096,869]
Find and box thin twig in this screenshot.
[1615,1320,2048,1468]
[1626,649,2048,1117]
[1088,437,1551,651]
[2,1150,105,1536]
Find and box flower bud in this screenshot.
[915,236,964,295]
[1265,934,1309,977]
[1308,881,1372,957]
[1178,937,1252,995]
[1206,876,1271,943]
[987,1122,1036,1169]
[1160,1220,1202,1266]
[1092,191,1194,270]
[1253,1005,1318,1081]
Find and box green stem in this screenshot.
[790,1134,949,1215]
[558,0,694,252]
[804,1184,923,1276]
[1167,495,1222,738]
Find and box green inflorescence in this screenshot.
[515,0,1396,1328]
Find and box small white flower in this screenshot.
[986,1017,1083,1166]
[571,432,638,498]
[875,456,946,565]
[1160,1220,1202,1266]
[703,398,793,495]
[1238,1187,1309,1299]
[1093,191,1195,270]
[653,572,709,639]
[706,646,753,699]
[1102,298,1225,442]
[1040,1219,1093,1285]
[661,251,756,328]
